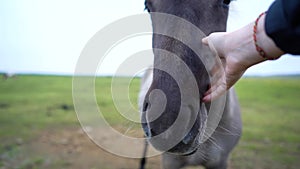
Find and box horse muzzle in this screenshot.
[141,102,208,155]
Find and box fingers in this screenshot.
[203,70,227,102]
[203,68,246,103]
[204,85,212,97]
[203,58,226,102]
[202,32,229,102]
[202,94,211,103]
[203,83,227,102]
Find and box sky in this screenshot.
[1,0,299,76]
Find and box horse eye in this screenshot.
[223,0,231,5]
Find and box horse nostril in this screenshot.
[143,101,150,112]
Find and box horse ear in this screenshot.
[145,0,160,12]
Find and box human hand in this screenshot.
[201,32,247,102]
[201,14,284,102]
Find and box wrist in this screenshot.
[224,23,265,71]
[224,12,285,70]
[255,13,284,60]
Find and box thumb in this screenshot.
[202,36,209,45]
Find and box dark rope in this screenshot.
[139,138,149,169]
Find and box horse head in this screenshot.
[141,0,232,155]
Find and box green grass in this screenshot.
[0,75,299,169]
[95,77,141,125]
[0,75,77,139]
[231,77,300,169]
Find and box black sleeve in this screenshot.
[265,0,300,55]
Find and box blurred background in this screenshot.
[1,0,300,76]
[0,0,299,169]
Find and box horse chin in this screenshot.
[165,128,203,156]
[165,135,200,156]
[165,103,208,156]
[143,102,208,155]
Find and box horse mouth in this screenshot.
[166,128,201,156]
[144,103,208,156]
[169,103,208,155]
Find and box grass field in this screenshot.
[0,75,299,169]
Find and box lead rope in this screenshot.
[139,138,148,169]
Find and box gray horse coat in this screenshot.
[140,0,242,169]
[139,69,242,169]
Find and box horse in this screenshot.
[138,0,242,169]
[2,73,16,81]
